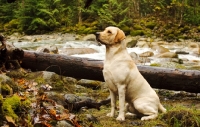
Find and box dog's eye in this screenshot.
[107,30,112,34]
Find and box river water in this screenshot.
[7,36,200,67]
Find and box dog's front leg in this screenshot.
[116,85,126,121]
[107,89,116,117]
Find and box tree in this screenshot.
[97,0,131,29]
[15,0,64,34]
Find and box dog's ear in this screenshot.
[114,29,125,43]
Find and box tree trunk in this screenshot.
[21,51,200,93]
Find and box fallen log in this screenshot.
[0,35,24,71]
[21,51,200,93]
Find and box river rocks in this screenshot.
[151,45,170,53]
[139,51,154,57]
[77,79,102,89]
[125,36,138,48]
[187,42,200,55]
[60,48,98,55]
[36,45,58,54]
[82,34,96,41]
[135,40,150,48]
[155,52,178,58]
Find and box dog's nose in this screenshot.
[95,32,100,38]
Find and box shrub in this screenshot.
[130,30,144,36]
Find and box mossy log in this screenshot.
[22,51,200,93]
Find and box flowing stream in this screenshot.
[7,36,200,67]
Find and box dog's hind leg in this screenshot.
[134,99,159,120]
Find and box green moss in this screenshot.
[4,19,19,30]
[2,94,21,120]
[0,94,3,102]
[165,29,173,35]
[0,77,19,93]
[130,30,144,36]
[21,99,31,110]
[162,107,200,127]
[143,28,153,37]
[151,62,186,69]
[145,21,156,29]
[168,34,176,40]
[0,84,13,96]
[133,24,143,30]
[50,74,65,91]
[35,77,45,84]
[197,26,200,32]
[6,69,26,78]
[82,27,97,34]
[121,26,130,34]
[150,63,161,67]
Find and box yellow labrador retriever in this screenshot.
[95,26,166,121]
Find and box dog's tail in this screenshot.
[159,103,167,113]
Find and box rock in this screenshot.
[64,94,80,103]
[36,45,58,54]
[188,42,199,48]
[40,71,57,81]
[82,34,96,41]
[151,45,169,53]
[20,35,33,41]
[56,37,63,42]
[77,79,102,89]
[175,50,189,54]
[56,120,74,127]
[46,92,66,105]
[0,74,18,93]
[125,36,138,48]
[135,40,149,48]
[187,65,200,70]
[138,37,147,41]
[155,52,178,58]
[86,114,98,123]
[139,51,154,57]
[63,77,77,85]
[190,47,200,55]
[59,48,98,55]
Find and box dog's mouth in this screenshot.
[95,32,104,45]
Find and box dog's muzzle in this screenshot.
[95,32,103,45]
[95,32,100,40]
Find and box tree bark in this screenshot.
[21,51,200,93]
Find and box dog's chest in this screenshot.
[103,67,118,93]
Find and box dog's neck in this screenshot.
[105,43,129,61]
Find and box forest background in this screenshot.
[1,0,200,41]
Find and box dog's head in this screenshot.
[95,26,125,46]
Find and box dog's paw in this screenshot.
[116,116,125,121]
[141,114,157,121]
[106,113,114,117]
